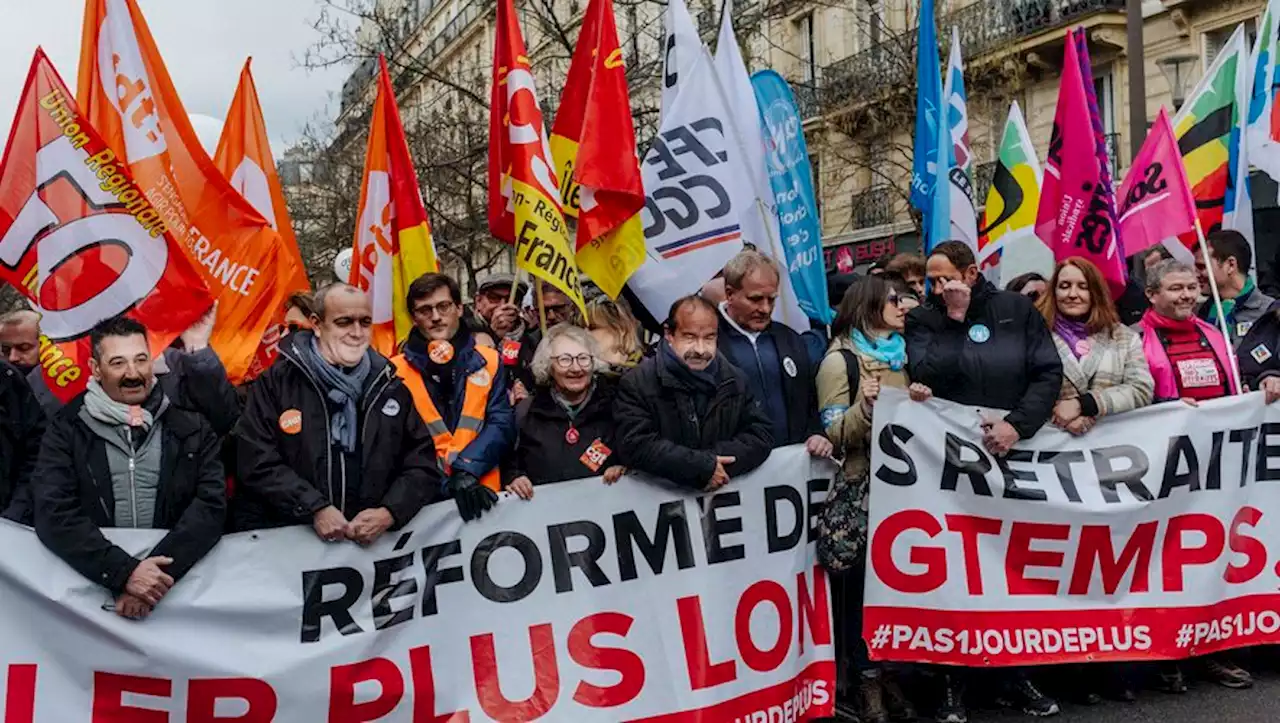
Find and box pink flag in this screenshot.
[1036,28,1127,299]
[1116,107,1199,254]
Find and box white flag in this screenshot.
[943,27,979,254]
[712,0,806,331]
[659,0,703,122]
[629,48,753,324]
[1247,0,1280,186]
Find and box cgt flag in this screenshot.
[0,50,213,402]
[549,0,646,299]
[348,56,439,356]
[77,0,292,382]
[488,0,587,318]
[1117,107,1199,256]
[214,59,310,377]
[1036,28,1126,300]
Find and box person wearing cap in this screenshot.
[391,273,516,522]
[472,273,534,391]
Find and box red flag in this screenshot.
[0,50,213,401]
[348,57,439,356]
[78,0,295,382]
[488,0,587,316]
[214,59,311,377]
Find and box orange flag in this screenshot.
[0,50,214,402]
[78,0,294,382]
[549,0,646,298]
[488,0,587,317]
[214,59,310,378]
[348,56,438,355]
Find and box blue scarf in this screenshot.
[850,330,906,370]
[296,337,372,453]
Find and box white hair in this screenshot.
[531,323,607,386]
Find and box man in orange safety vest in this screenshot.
[391,274,515,521]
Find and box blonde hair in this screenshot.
[586,296,642,363]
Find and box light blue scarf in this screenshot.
[851,330,906,371]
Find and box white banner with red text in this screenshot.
[865,388,1280,666]
[0,445,834,722]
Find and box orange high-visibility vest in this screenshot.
[391,347,502,491]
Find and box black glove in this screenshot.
[447,470,498,522]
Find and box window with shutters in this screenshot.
[795,13,816,84]
[1203,20,1257,69]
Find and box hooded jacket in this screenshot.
[906,277,1063,439]
[614,349,773,488]
[232,332,440,531]
[32,391,225,595]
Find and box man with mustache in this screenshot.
[615,294,773,490]
[233,284,440,539]
[31,317,225,621]
[716,250,832,460]
[21,305,240,438]
[390,273,515,522]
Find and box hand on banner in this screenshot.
[1263,376,1280,404]
[942,281,971,322]
[509,475,536,500]
[602,466,626,484]
[1053,398,1083,428]
[861,376,881,413]
[908,383,933,402]
[180,302,218,353]
[313,506,350,542]
[126,556,174,606]
[980,415,1019,457]
[449,471,499,522]
[490,304,522,337]
[511,381,530,406]
[1064,416,1095,436]
[346,507,394,545]
[805,435,834,458]
[115,593,153,621]
[705,456,735,491]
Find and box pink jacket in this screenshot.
[1137,311,1240,400]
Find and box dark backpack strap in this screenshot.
[837,349,860,405]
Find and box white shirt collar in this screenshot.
[718,302,761,344]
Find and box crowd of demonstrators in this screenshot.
[33,318,226,620]
[504,324,623,499]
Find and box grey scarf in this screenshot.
[83,379,156,432]
[296,337,372,453]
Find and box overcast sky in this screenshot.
[0,0,350,156]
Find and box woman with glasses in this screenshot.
[815,276,927,723]
[504,324,624,500]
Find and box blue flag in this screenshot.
[910,0,943,217]
[751,70,833,323]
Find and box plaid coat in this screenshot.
[1051,324,1154,417]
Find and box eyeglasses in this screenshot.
[544,303,573,318]
[552,353,593,370]
[888,294,902,306]
[414,300,457,318]
[1024,290,1043,302]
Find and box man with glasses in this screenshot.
[233,284,439,537]
[715,250,833,459]
[390,273,515,522]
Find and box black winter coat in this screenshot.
[1235,302,1280,388]
[614,352,773,489]
[32,396,226,595]
[232,332,441,531]
[505,381,618,486]
[0,360,46,523]
[906,278,1063,439]
[717,313,823,447]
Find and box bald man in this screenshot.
[0,310,40,373]
[232,284,440,537]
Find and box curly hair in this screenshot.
[531,323,608,386]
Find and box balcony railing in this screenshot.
[851,186,896,229]
[793,82,822,120]
[822,0,1124,112]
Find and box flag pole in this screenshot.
[534,279,548,334]
[1194,221,1244,394]
[508,268,525,306]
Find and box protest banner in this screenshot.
[349,56,439,355]
[78,0,294,382]
[865,388,1280,666]
[0,446,833,722]
[214,59,311,378]
[0,50,212,402]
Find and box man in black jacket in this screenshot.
[616,295,773,490]
[907,241,1063,457]
[716,250,832,458]
[234,283,440,540]
[0,357,46,524]
[32,317,225,621]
